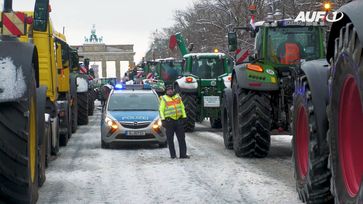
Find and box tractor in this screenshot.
[76,58,96,125]
[140,58,183,96]
[225,15,326,157]
[291,1,363,203]
[0,0,50,202]
[169,33,232,132]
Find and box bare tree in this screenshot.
[145,0,349,60]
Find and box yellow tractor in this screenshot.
[0,0,49,202]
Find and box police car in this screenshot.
[101,84,167,148]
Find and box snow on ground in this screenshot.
[38,108,302,204]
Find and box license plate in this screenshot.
[126,131,146,136]
[203,96,220,107]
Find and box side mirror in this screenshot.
[228,32,238,52]
[33,0,49,32]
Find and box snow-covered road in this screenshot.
[38,109,302,204]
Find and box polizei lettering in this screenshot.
[294,11,344,23]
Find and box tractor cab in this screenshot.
[229,19,326,68]
[253,20,326,66]
[183,53,230,80]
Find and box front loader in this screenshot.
[170,33,232,132]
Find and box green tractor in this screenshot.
[291,1,363,203]
[225,19,326,157]
[140,58,183,96]
[169,33,232,132]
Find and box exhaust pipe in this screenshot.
[3,0,13,12]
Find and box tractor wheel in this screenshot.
[210,117,222,129]
[222,91,233,149]
[0,71,39,203]
[71,77,78,133]
[36,87,47,188]
[292,77,332,203]
[77,92,89,125]
[180,93,197,132]
[88,90,94,116]
[232,80,271,158]
[327,23,363,203]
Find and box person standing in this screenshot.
[159,85,190,159]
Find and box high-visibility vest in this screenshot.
[280,43,301,64]
[160,94,186,120]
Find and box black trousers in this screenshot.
[164,119,187,158]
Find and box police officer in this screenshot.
[159,85,189,159]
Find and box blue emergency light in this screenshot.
[115,84,124,90]
[114,84,152,90]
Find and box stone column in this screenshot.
[115,60,121,81]
[102,59,107,78]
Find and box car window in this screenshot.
[108,92,159,111]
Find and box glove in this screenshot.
[161,120,166,127]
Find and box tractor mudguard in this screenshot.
[0,41,38,103]
[175,76,198,93]
[327,0,363,61]
[77,75,89,93]
[232,64,279,91]
[297,59,330,138]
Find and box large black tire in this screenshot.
[77,92,89,125]
[232,79,271,158]
[180,93,197,132]
[36,86,47,188]
[210,117,222,129]
[0,71,39,203]
[327,23,363,203]
[70,76,78,133]
[222,89,233,149]
[88,90,95,116]
[292,77,332,203]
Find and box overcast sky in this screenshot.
[12,0,195,63]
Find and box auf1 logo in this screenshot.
[294,11,344,23]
